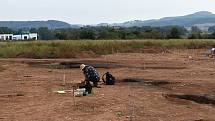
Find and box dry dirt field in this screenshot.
[0,49,215,121]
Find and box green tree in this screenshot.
[38,27,56,40]
[210,32,215,39]
[167,27,181,39]
[30,28,37,33]
[80,29,96,39]
[0,27,14,34]
[55,32,68,40]
[188,26,202,39]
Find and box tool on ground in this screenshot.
[53,90,72,94]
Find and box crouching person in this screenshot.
[80,64,101,93]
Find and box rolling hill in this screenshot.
[0,20,73,29]
[1,11,215,30]
[106,11,215,29]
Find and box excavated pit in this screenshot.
[143,66,187,69]
[59,61,123,69]
[27,60,187,71]
[0,93,25,98]
[121,78,177,86]
[29,60,124,69]
[166,93,215,106]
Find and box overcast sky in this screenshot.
[1,0,215,25]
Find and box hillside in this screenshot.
[1,11,215,30]
[107,11,215,28]
[0,20,73,29]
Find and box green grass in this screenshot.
[0,39,214,58]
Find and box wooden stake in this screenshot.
[63,74,66,86]
[71,80,77,108]
[73,86,76,108]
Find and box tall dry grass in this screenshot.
[0,39,214,58]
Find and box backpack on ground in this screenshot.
[102,72,116,85]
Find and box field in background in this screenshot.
[0,39,215,58]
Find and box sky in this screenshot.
[1,0,215,25]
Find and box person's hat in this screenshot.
[80,64,86,70]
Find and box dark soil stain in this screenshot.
[165,93,215,106]
[121,78,177,86]
[29,60,124,69]
[0,93,25,98]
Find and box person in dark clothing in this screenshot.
[80,64,100,88]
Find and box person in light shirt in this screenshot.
[211,48,215,57]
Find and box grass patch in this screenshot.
[0,39,214,58]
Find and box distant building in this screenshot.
[0,34,13,40]
[0,33,38,41]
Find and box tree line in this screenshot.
[1,26,215,40]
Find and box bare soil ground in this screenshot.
[0,49,215,121]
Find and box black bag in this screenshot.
[102,72,116,85]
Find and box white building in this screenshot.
[0,33,38,41]
[0,34,13,40]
